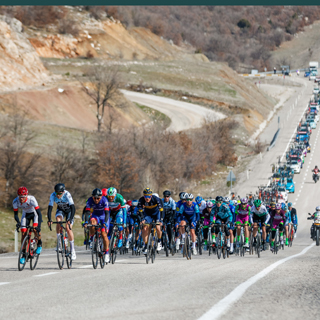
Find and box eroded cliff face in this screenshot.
[0,16,49,91]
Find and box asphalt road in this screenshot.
[121,89,226,132]
[1,78,320,320]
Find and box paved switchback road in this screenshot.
[121,89,226,132]
[1,79,320,320]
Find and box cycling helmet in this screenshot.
[179,191,186,199]
[224,197,230,203]
[316,166,318,169]
[195,196,203,204]
[127,200,132,207]
[92,188,102,197]
[229,200,234,206]
[241,197,248,204]
[288,202,293,207]
[180,192,188,200]
[153,193,159,198]
[206,201,214,208]
[270,201,276,208]
[187,193,194,200]
[211,199,216,205]
[316,206,320,211]
[132,200,138,207]
[237,200,241,204]
[275,203,281,210]
[143,188,153,195]
[54,183,65,193]
[102,188,107,197]
[107,187,117,197]
[17,186,28,196]
[216,196,223,202]
[281,203,287,210]
[254,199,262,207]
[163,190,171,197]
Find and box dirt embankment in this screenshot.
[27,13,208,63]
[0,15,50,91]
[0,84,150,131]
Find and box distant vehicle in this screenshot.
[309,61,319,75]
[310,74,316,80]
[296,131,309,142]
[314,87,319,95]
[315,76,320,82]
[278,186,289,202]
[306,118,317,129]
[287,160,301,174]
[286,177,295,193]
[305,71,311,77]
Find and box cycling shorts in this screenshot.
[90,214,109,232]
[55,210,74,225]
[21,212,38,232]
[181,214,197,229]
[144,210,161,224]
[128,215,141,227]
[252,214,269,224]
[236,215,249,224]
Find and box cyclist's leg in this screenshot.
[101,217,109,253]
[55,211,64,240]
[142,216,152,250]
[20,213,28,248]
[115,209,124,247]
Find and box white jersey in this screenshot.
[13,195,39,214]
[198,200,206,213]
[49,190,74,212]
[251,205,268,217]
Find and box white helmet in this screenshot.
[224,197,230,203]
[316,206,320,211]
[152,193,160,198]
[187,193,194,200]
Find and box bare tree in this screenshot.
[79,65,120,132]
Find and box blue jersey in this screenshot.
[162,197,176,211]
[85,196,109,217]
[179,202,199,220]
[49,190,74,213]
[211,204,232,223]
[229,204,236,223]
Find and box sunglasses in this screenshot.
[19,195,27,198]
[164,196,170,198]
[94,196,102,199]
[216,201,222,204]
[186,199,193,201]
[56,192,63,195]
[144,195,152,199]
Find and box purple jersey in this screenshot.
[85,196,109,217]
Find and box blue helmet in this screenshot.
[288,202,292,207]
[195,196,203,204]
[281,203,287,210]
[229,200,234,206]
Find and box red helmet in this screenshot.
[17,187,28,196]
[101,188,107,197]
[127,200,132,207]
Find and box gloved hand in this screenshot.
[16,223,21,229]
[35,226,41,233]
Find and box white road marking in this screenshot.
[0,282,10,286]
[79,265,92,268]
[198,243,315,320]
[34,272,58,277]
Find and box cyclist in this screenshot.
[269,203,286,251]
[162,190,176,250]
[47,183,76,260]
[250,199,270,250]
[139,188,163,254]
[105,187,126,249]
[228,200,236,254]
[195,196,206,214]
[309,206,320,239]
[13,187,43,264]
[175,192,188,249]
[281,203,291,246]
[200,201,214,250]
[211,196,232,250]
[235,198,251,249]
[127,200,143,251]
[288,202,298,238]
[177,193,199,255]
[84,188,110,263]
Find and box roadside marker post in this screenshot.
[227,171,236,193]
[15,230,18,252]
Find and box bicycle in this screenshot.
[50,221,72,269]
[130,222,141,256]
[109,223,123,264]
[235,223,246,257]
[212,223,229,259]
[162,221,170,257]
[181,224,192,260]
[83,224,90,250]
[272,225,281,254]
[145,221,159,264]
[17,226,40,271]
[196,223,203,256]
[207,227,213,256]
[288,223,295,247]
[87,224,106,269]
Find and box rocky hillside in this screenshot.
[0,15,50,91]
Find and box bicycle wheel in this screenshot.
[57,234,65,270]
[316,229,319,246]
[85,229,89,250]
[91,235,98,269]
[30,238,40,270]
[198,232,203,256]
[171,230,176,256]
[249,232,254,255]
[152,233,158,263]
[65,238,72,269]
[131,228,136,256]
[18,235,29,271]
[185,235,191,260]
[99,238,105,269]
[164,233,169,257]
[240,232,244,257]
[216,233,222,259]
[146,232,152,264]
[257,234,261,258]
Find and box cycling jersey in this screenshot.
[211,204,232,223]
[13,195,42,231]
[235,204,251,216]
[197,200,206,213]
[138,195,163,217]
[270,209,286,227]
[85,196,109,222]
[200,208,211,226]
[162,197,176,211]
[176,200,185,214]
[178,202,199,229]
[49,190,74,212]
[108,194,125,214]
[289,207,298,225]
[251,205,268,216]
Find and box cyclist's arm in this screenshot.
[171,199,176,211]
[69,204,75,221]
[13,208,19,224]
[47,205,53,221]
[35,207,42,229]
